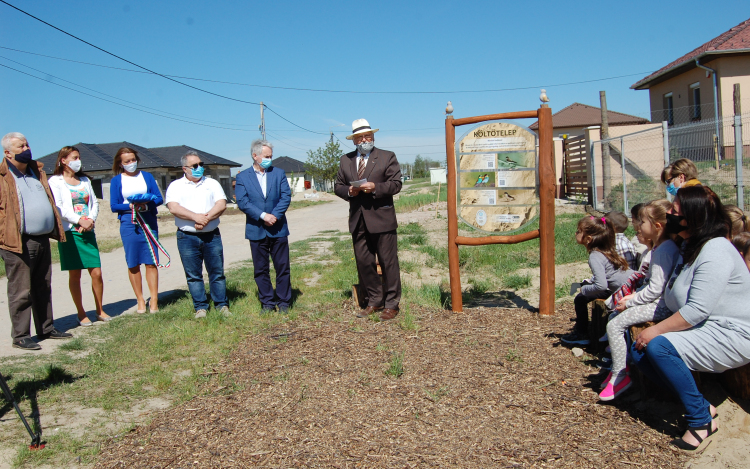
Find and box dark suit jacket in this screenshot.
[334,147,402,234]
[235,166,291,241]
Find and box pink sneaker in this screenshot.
[599,375,632,401]
[600,371,612,389]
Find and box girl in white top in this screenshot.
[599,200,680,401]
[48,146,110,326]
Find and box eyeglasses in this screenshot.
[353,134,374,143]
[185,162,204,169]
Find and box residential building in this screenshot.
[270,156,312,193]
[529,102,649,139]
[631,17,750,126]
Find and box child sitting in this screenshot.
[561,216,633,346]
[629,203,650,268]
[725,204,750,237]
[599,200,680,401]
[732,232,750,272]
[606,211,637,270]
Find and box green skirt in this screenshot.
[58,230,101,271]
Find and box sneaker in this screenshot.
[596,361,611,371]
[194,309,207,319]
[12,338,41,351]
[560,331,590,346]
[600,371,613,389]
[219,306,232,317]
[605,346,611,353]
[599,332,609,342]
[39,329,73,340]
[599,374,632,401]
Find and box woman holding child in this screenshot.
[632,185,750,451]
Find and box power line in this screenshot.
[0,43,656,95]
[0,63,255,132]
[0,55,257,128]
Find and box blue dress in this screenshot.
[109,171,163,268]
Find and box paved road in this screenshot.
[0,198,350,358]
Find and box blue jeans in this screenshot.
[630,335,711,427]
[176,229,227,311]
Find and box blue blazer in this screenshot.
[109,171,163,221]
[235,166,291,241]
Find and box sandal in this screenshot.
[148,299,159,314]
[671,421,718,451]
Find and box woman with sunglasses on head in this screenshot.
[109,147,163,314]
[48,146,110,326]
[661,158,701,197]
[631,185,750,452]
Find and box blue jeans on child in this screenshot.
[176,229,228,311]
[630,335,712,428]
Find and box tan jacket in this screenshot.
[0,158,65,253]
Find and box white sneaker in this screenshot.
[194,309,207,319]
[219,306,232,317]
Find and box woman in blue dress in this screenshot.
[110,147,163,313]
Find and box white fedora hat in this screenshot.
[345,118,379,140]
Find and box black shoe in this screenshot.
[13,338,41,350]
[560,331,590,346]
[39,328,73,340]
[278,305,290,314]
[261,306,276,315]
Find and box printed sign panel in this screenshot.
[456,121,538,233]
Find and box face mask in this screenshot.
[666,182,678,196]
[260,158,273,169]
[357,141,374,154]
[191,166,205,178]
[14,149,33,164]
[67,160,82,172]
[665,213,687,235]
[122,162,138,173]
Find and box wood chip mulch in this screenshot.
[95,303,686,468]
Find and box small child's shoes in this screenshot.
[599,374,632,401]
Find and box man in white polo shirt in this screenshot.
[166,150,230,319]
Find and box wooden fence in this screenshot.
[562,135,591,203]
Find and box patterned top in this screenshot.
[67,182,90,218]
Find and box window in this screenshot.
[689,82,701,120]
[663,93,674,125]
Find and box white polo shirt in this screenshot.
[165,176,227,233]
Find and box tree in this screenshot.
[305,140,342,192]
[412,154,442,178]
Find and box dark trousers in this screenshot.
[573,291,609,334]
[176,229,228,311]
[249,236,291,309]
[0,235,55,341]
[352,215,401,310]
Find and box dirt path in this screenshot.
[0,198,350,359]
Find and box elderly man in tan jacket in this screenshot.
[1,132,70,351]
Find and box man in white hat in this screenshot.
[334,119,403,320]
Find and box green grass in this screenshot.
[503,273,532,290]
[385,351,405,378]
[395,187,447,213]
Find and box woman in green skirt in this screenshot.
[49,146,110,326]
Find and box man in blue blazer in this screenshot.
[235,139,292,313]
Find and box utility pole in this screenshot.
[259,102,266,140]
[600,91,612,208]
[734,84,744,209]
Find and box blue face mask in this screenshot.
[191,166,205,178]
[259,158,272,169]
[667,182,678,196]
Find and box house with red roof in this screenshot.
[631,17,750,126]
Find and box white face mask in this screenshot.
[67,160,82,172]
[122,162,138,173]
[356,141,374,154]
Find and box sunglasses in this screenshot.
[185,162,204,169]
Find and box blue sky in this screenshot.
[0,0,747,171]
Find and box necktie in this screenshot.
[357,155,365,180]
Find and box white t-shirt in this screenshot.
[121,172,148,201]
[165,176,227,232]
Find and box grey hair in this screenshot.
[181,150,201,167]
[251,139,273,157]
[1,132,26,151]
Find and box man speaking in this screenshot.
[334,119,402,321]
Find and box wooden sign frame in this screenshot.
[445,105,555,315]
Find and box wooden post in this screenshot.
[538,105,555,316]
[600,91,611,208]
[446,116,461,312]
